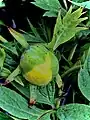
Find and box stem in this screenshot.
[61,65,82,78]
[37,109,56,120]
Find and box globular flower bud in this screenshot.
[20,44,59,86]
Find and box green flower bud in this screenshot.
[20,44,59,86]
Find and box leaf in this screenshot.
[69,0,90,9]
[6,66,21,83]
[23,33,45,43]
[11,81,29,99]
[78,48,90,101]
[0,48,5,68]
[37,81,55,107]
[8,28,29,48]
[56,74,63,88]
[68,44,77,61]
[14,76,24,86]
[0,0,5,7]
[27,18,43,40]
[43,11,58,17]
[57,104,90,120]
[0,112,13,120]
[0,67,11,78]
[0,35,8,43]
[48,6,88,50]
[0,86,47,119]
[38,112,51,120]
[29,81,55,107]
[0,42,18,56]
[31,0,60,17]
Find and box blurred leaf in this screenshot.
[0,112,13,120]
[0,20,5,26]
[57,104,90,120]
[0,36,8,43]
[48,6,88,50]
[0,86,47,119]
[0,48,5,68]
[31,0,60,17]
[69,0,90,9]
[78,48,90,101]
[72,0,85,2]
[0,0,5,7]
[8,28,29,48]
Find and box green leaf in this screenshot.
[78,48,90,101]
[29,81,55,107]
[0,86,47,119]
[11,81,29,99]
[37,81,55,107]
[8,28,29,48]
[69,0,90,9]
[56,74,63,88]
[31,0,60,17]
[14,75,24,86]
[0,112,13,120]
[0,48,5,68]
[6,66,21,83]
[48,6,88,50]
[43,11,58,17]
[0,0,5,7]
[57,104,90,120]
[27,18,43,41]
[0,42,18,56]
[0,67,11,78]
[38,112,51,120]
[0,35,8,43]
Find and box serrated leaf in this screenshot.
[0,48,5,68]
[69,0,90,9]
[0,112,13,120]
[57,104,90,120]
[78,48,90,101]
[48,6,88,50]
[31,0,60,17]
[0,86,47,119]
[8,28,29,48]
[29,81,55,107]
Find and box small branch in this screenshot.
[61,65,82,78]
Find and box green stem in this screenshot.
[61,65,82,78]
[37,109,56,120]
